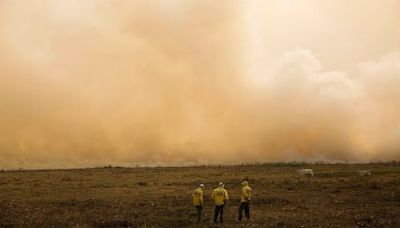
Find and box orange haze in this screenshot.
[0,0,399,169]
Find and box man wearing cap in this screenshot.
[192,184,205,223]
[238,181,252,221]
[211,182,229,223]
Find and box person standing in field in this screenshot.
[211,182,229,224]
[192,184,204,223]
[238,181,252,221]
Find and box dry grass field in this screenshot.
[0,162,399,227]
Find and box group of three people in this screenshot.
[192,181,252,224]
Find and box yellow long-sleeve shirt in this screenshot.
[212,187,229,206]
[192,187,204,206]
[241,185,252,203]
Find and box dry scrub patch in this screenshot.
[0,163,399,227]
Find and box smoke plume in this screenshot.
[0,0,399,169]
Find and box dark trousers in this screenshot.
[214,205,224,223]
[195,206,202,223]
[238,202,250,221]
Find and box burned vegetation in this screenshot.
[0,162,399,227]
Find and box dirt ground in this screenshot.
[0,162,399,227]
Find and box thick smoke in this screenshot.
[0,1,399,169]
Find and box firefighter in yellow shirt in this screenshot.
[192,184,204,223]
[211,182,229,223]
[238,181,252,221]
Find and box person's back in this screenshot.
[192,184,204,223]
[192,187,203,206]
[241,184,252,203]
[211,183,229,223]
[239,181,252,221]
[212,187,228,206]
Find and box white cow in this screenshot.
[358,170,372,177]
[298,169,314,177]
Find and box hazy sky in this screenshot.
[0,0,399,169]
